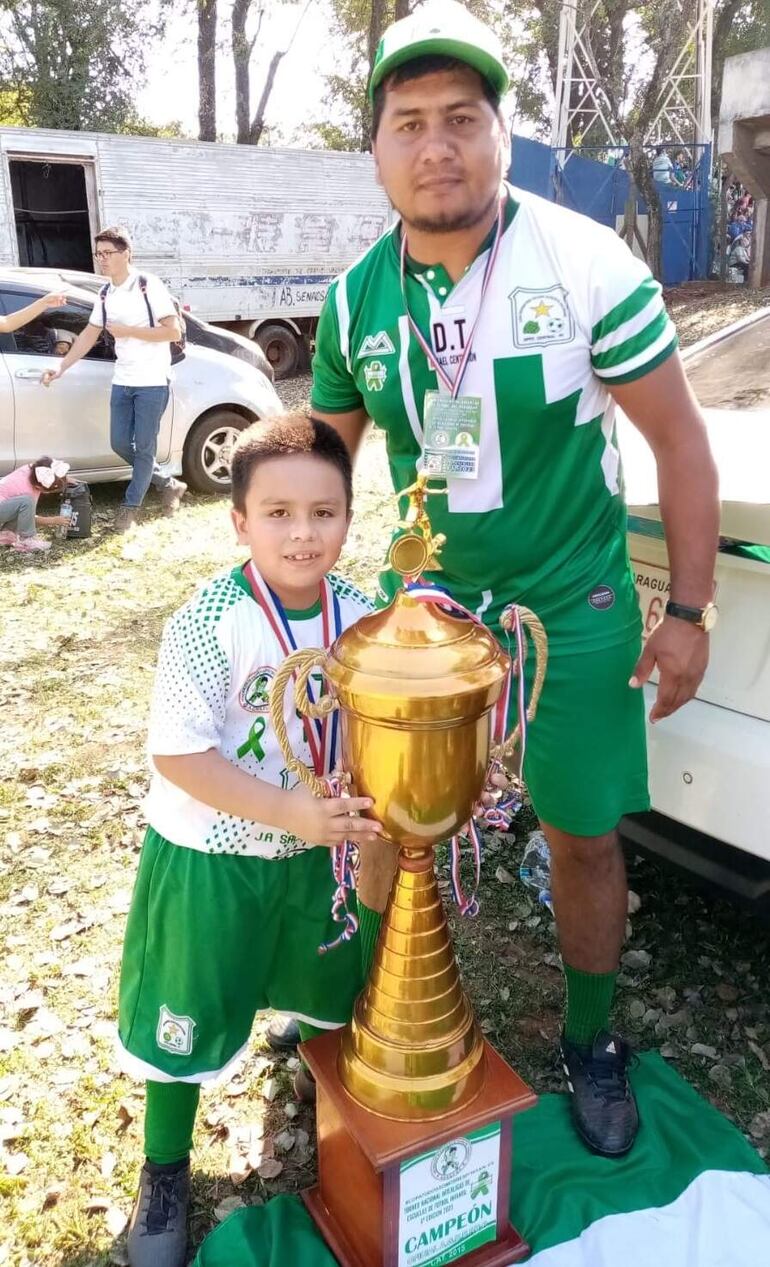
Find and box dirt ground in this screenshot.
[1,288,769,1265]
[664,281,770,347]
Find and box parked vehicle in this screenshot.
[3,266,275,381]
[619,308,770,908]
[0,127,391,376]
[0,270,281,494]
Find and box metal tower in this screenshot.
[552,0,714,155]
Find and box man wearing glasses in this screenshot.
[43,226,187,533]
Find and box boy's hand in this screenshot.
[285,784,383,848]
[106,321,134,339]
[42,367,64,387]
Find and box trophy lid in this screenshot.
[324,589,508,724]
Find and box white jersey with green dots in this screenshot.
[144,564,372,858]
[311,184,678,653]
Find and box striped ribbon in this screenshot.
[318,776,360,954]
[243,561,341,777]
[403,580,529,917]
[399,193,506,400]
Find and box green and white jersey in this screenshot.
[144,565,371,859]
[311,184,677,653]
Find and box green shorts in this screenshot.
[376,566,648,838]
[519,635,649,836]
[117,829,363,1083]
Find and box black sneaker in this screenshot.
[561,1030,639,1157]
[265,1013,300,1052]
[127,1160,190,1267]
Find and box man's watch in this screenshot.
[665,600,719,632]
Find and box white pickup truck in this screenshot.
[619,309,770,910]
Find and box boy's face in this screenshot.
[231,453,351,607]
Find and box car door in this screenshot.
[0,332,15,475]
[0,284,118,473]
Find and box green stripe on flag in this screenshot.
[510,1051,767,1257]
[591,277,660,344]
[591,309,671,372]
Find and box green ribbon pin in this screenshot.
[237,717,267,762]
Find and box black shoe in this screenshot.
[127,1160,190,1267]
[561,1030,639,1158]
[266,1012,300,1052]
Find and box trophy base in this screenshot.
[300,1029,537,1267]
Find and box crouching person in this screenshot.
[0,457,72,553]
[117,414,381,1266]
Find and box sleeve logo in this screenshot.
[156,1005,195,1056]
[510,286,574,348]
[357,330,396,358]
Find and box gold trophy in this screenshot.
[271,478,547,1267]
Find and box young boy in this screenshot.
[119,414,382,1267]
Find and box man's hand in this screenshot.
[41,368,64,387]
[629,617,709,722]
[285,783,383,848]
[106,322,134,339]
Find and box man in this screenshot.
[652,145,676,186]
[311,0,719,1159]
[43,226,186,533]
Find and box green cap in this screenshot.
[369,0,509,103]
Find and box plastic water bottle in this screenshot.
[519,831,553,912]
[58,501,74,539]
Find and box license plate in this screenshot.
[632,560,671,639]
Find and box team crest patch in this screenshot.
[431,1138,471,1182]
[510,286,575,348]
[239,666,275,713]
[358,330,395,358]
[157,1005,195,1056]
[364,359,388,391]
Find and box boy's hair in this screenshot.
[230,413,353,513]
[371,53,501,140]
[95,225,132,254]
[29,456,68,493]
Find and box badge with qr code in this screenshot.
[422,392,482,480]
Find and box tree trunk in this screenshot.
[250,49,284,145]
[394,0,410,17]
[719,166,729,282]
[232,0,252,145]
[628,133,663,279]
[361,0,388,151]
[198,0,217,142]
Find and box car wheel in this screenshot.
[183,410,251,494]
[256,324,301,379]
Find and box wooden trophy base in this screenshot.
[300,1029,537,1267]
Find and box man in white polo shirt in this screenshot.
[44,225,186,533]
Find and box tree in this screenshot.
[231,0,312,145]
[198,0,217,142]
[0,0,167,132]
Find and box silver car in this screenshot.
[0,269,281,493]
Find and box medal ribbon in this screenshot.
[399,192,506,401]
[243,561,342,776]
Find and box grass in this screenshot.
[1,395,769,1264]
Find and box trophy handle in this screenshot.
[494,605,549,761]
[269,647,338,797]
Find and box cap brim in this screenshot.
[369,38,509,102]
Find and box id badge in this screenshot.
[421,391,482,480]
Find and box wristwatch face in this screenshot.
[702,603,719,632]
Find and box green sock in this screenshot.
[357,897,383,978]
[144,1080,200,1166]
[563,964,617,1047]
[297,1021,325,1044]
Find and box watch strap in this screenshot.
[665,601,705,623]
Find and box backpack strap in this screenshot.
[99,282,109,331]
[138,274,155,328]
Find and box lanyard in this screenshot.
[399,192,506,399]
[243,561,342,776]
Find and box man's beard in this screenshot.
[398,188,498,235]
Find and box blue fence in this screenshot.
[508,136,711,285]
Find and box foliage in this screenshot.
[0,0,168,133]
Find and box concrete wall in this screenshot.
[719,49,770,287]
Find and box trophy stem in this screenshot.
[338,843,485,1121]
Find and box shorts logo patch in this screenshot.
[157,1005,195,1056]
[239,666,275,713]
[510,285,575,348]
[588,584,615,610]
